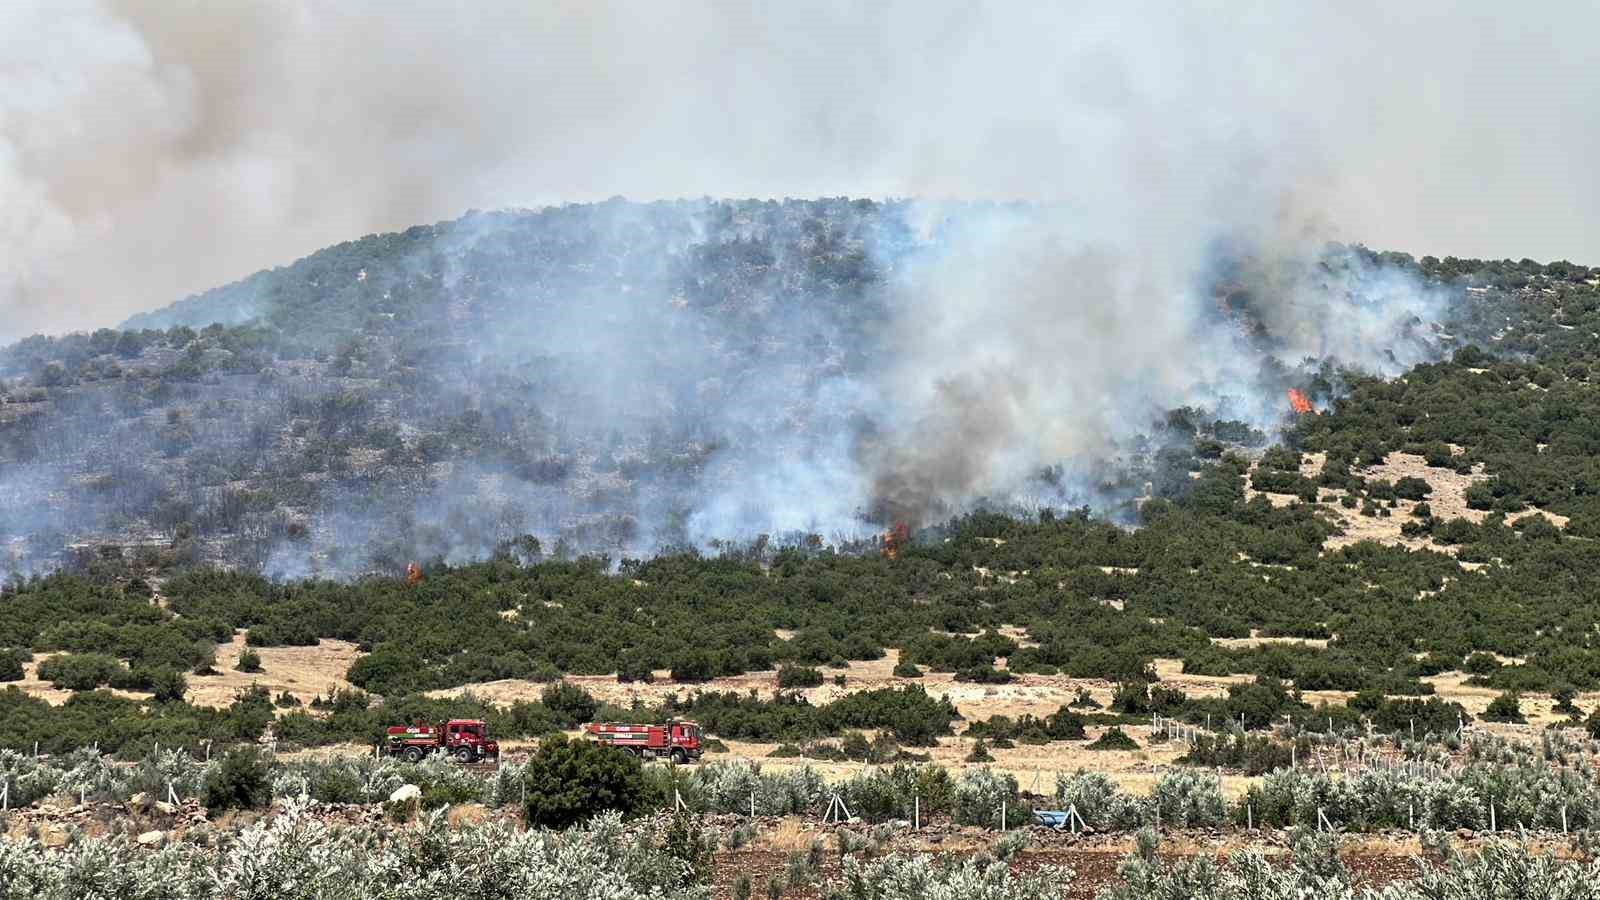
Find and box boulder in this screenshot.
[388,784,421,804]
[137,830,165,847]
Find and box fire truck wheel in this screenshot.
[455,746,475,763]
[403,746,423,764]
[671,748,687,765]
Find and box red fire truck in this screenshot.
[584,720,704,763]
[384,719,500,763]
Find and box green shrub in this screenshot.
[0,650,24,682]
[617,655,656,683]
[892,659,922,678]
[670,652,716,683]
[1483,691,1525,723]
[522,733,648,829]
[1394,476,1432,500]
[660,809,715,887]
[954,666,1014,684]
[202,746,273,812]
[777,665,824,689]
[1088,727,1139,751]
[149,668,188,703]
[541,681,599,728]
[37,653,124,691]
[966,739,994,763]
[236,647,262,673]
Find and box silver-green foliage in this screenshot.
[1105,840,1600,900]
[1052,770,1225,830]
[822,853,1067,900]
[952,768,1020,828]
[690,761,825,816]
[0,797,708,900]
[1054,771,1144,831]
[0,750,63,808]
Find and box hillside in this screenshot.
[4,198,1586,579]
[3,201,1600,770]
[1,199,901,575]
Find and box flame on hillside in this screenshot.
[1287,388,1314,415]
[405,561,423,586]
[882,522,910,559]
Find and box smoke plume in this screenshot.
[2,2,1596,572]
[4,1,1598,344]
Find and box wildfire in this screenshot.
[1286,388,1314,415]
[405,561,423,586]
[882,522,910,560]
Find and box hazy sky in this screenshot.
[4,0,1597,340]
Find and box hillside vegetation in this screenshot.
[4,200,1600,756]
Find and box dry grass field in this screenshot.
[184,631,364,708]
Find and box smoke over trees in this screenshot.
[4,1,1598,344]
[0,196,1544,576]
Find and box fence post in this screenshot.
[2,780,8,812]
[914,794,920,831]
[1410,719,1415,742]
[750,791,756,820]
[1001,799,1007,831]
[1408,803,1414,830]
[1562,805,1568,834]
[1489,803,1496,832]
[168,780,179,806]
[33,741,38,758]
[1246,802,1252,831]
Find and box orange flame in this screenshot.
[405,562,423,586]
[882,522,910,560]
[1287,388,1314,415]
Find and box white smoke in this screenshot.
[4,1,1599,344]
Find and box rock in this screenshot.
[388,784,421,804]
[128,792,150,807]
[153,801,177,815]
[137,830,165,847]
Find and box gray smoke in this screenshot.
[3,2,1596,570]
[4,1,1598,343]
